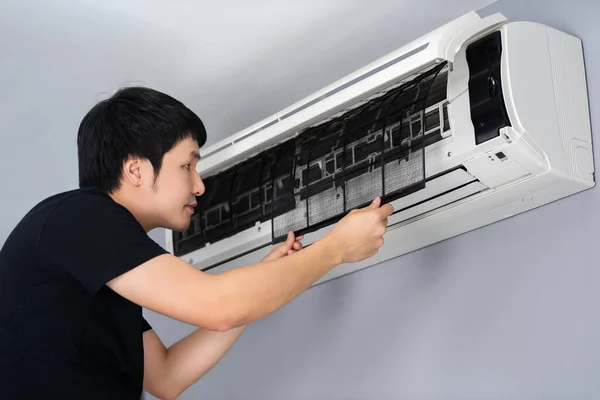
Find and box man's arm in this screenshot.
[142,326,247,400]
[107,197,393,331]
[142,233,303,400]
[109,233,339,331]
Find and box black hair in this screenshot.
[77,86,207,193]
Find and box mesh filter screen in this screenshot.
[271,62,445,242]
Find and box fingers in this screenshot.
[359,197,393,218]
[287,232,304,242]
[286,231,295,245]
[293,235,304,250]
[370,196,381,208]
[361,196,394,218]
[286,232,304,251]
[357,197,381,212]
[376,203,394,219]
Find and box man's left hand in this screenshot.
[261,231,304,262]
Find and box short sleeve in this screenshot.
[39,191,168,295]
[142,316,153,332]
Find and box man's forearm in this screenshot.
[162,325,247,397]
[217,235,342,328]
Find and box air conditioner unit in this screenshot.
[166,11,594,285]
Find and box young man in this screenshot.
[0,87,394,399]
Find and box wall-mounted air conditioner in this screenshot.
[166,11,594,285]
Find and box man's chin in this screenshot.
[164,218,191,232]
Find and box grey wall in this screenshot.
[145,1,600,399]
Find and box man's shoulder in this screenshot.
[40,187,141,233]
[0,189,79,257]
[6,189,78,234]
[6,187,124,245]
[26,187,115,221]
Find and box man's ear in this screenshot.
[122,155,143,187]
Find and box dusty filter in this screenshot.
[271,62,446,243]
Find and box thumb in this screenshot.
[369,196,381,209]
[272,232,294,256]
[285,231,295,247]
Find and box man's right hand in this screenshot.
[323,196,394,264]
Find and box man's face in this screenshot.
[146,136,205,231]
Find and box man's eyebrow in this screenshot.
[191,151,201,160]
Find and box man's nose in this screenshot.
[193,172,205,197]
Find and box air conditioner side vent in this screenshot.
[466,30,511,145]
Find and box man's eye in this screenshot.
[184,164,191,170]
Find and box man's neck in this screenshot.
[109,189,156,232]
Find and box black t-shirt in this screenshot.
[0,187,168,399]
